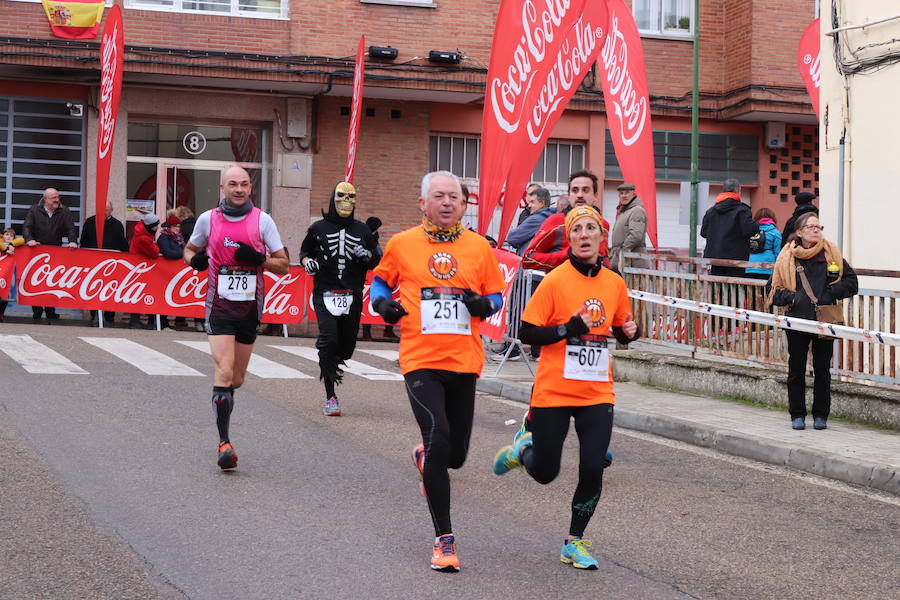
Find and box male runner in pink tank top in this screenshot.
[184,165,289,470]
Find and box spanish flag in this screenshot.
[41,0,105,40]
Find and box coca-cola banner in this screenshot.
[480,249,522,342]
[345,34,366,184]
[307,271,396,326]
[0,253,14,301]
[478,0,589,236]
[498,0,609,245]
[797,18,821,119]
[95,4,124,247]
[599,0,658,248]
[11,246,307,324]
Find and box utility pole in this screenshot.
[689,0,701,257]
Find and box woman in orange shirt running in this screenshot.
[492,205,640,570]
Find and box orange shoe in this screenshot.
[217,442,237,470]
[411,443,427,498]
[431,534,459,572]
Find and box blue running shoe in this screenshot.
[604,449,613,468]
[513,410,530,446]
[323,396,341,416]
[560,538,599,570]
[492,431,532,475]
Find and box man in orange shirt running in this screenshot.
[492,205,640,570]
[371,171,505,573]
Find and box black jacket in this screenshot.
[771,251,858,320]
[700,198,759,261]
[23,202,76,246]
[180,215,197,243]
[79,215,129,252]
[781,203,819,249]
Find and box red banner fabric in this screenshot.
[599,0,657,248]
[0,254,13,300]
[10,246,307,324]
[497,1,610,245]
[477,0,589,235]
[95,4,124,248]
[797,18,821,119]
[345,34,366,183]
[480,248,522,342]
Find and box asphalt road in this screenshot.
[1,322,897,600]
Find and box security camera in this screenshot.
[66,103,84,117]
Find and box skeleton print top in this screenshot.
[299,217,380,294]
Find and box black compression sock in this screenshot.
[212,386,234,443]
[324,379,336,398]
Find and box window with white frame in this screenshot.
[633,0,693,37]
[124,0,287,19]
[428,135,585,185]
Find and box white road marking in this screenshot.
[269,345,404,381]
[356,349,400,362]
[176,340,312,379]
[480,392,900,508]
[81,337,203,376]
[0,334,87,374]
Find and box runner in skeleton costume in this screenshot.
[300,181,380,416]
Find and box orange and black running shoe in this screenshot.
[430,534,459,572]
[217,442,237,470]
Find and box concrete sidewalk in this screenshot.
[478,356,900,496]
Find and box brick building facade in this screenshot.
[0,0,819,252]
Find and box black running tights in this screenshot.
[404,369,476,537]
[521,403,614,537]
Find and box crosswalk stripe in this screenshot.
[269,345,404,381]
[176,340,313,379]
[0,334,88,374]
[81,337,203,376]
[356,349,400,362]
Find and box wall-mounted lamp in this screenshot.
[428,50,461,64]
[66,102,84,117]
[369,46,398,60]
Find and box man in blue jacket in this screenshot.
[506,187,554,256]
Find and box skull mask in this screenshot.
[334,182,357,218]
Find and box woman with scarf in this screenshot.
[371,171,505,573]
[769,212,857,430]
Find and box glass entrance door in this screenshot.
[165,165,222,217]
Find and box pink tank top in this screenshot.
[206,207,265,320]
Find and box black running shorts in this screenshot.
[205,313,259,345]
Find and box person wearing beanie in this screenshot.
[492,203,640,571]
[183,165,289,470]
[299,181,380,416]
[781,191,819,249]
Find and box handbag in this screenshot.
[797,266,845,326]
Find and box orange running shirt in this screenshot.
[374,227,506,375]
[522,261,633,407]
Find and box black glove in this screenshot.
[373,296,408,324]
[350,245,372,262]
[189,251,209,272]
[564,315,590,338]
[235,242,266,266]
[303,258,319,275]
[462,289,494,318]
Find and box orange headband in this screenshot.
[564,206,605,235]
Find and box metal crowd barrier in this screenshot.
[491,267,545,376]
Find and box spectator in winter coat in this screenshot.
[609,182,650,270]
[506,187,554,255]
[128,213,161,329]
[745,208,782,279]
[781,192,818,249]
[23,188,77,321]
[515,183,541,227]
[174,206,197,243]
[157,214,185,330]
[700,178,759,277]
[79,201,129,252]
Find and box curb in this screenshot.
[476,378,899,496]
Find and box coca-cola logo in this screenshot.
[263,271,301,316]
[164,267,207,308]
[803,52,821,89]
[490,0,578,134]
[526,18,602,144]
[601,13,648,147]
[18,253,155,304]
[98,21,120,160]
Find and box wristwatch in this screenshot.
[557,324,568,339]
